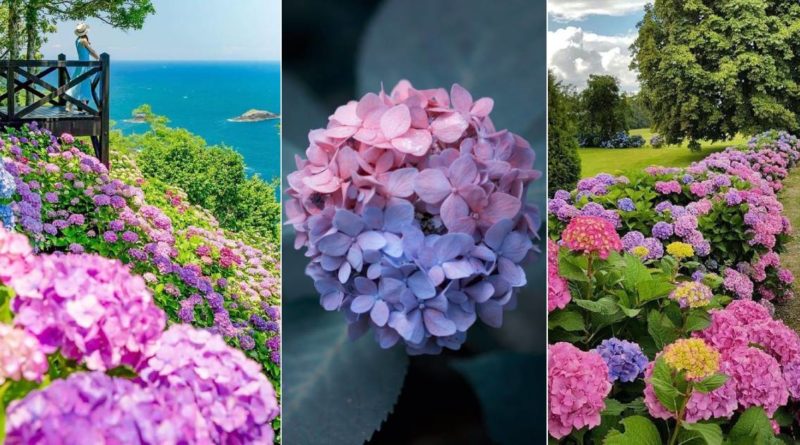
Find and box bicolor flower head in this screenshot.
[286,81,540,354]
[561,216,622,260]
[670,281,714,308]
[0,324,47,385]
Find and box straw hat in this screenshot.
[74,23,90,36]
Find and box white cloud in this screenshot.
[548,26,639,92]
[548,0,648,21]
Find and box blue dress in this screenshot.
[69,37,94,105]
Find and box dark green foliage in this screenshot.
[631,1,800,149]
[123,105,280,241]
[578,74,629,145]
[624,93,652,130]
[548,71,582,195]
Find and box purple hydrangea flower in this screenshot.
[617,198,635,212]
[594,337,649,382]
[652,221,674,239]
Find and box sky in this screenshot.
[41,0,281,61]
[548,0,645,92]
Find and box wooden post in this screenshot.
[57,53,66,106]
[6,59,15,120]
[99,53,110,167]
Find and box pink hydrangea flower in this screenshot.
[723,346,789,416]
[560,216,622,260]
[548,240,571,312]
[0,226,33,283]
[548,342,611,439]
[0,324,48,385]
[8,253,166,371]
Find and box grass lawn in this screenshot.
[578,129,750,178]
[776,171,800,332]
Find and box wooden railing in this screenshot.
[0,53,110,166]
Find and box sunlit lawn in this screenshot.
[578,129,750,178]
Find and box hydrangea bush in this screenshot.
[548,131,800,442]
[286,81,540,354]
[0,124,281,381]
[0,226,279,443]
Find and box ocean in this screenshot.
[110,61,281,181]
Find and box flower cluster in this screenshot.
[662,338,720,380]
[139,325,280,443]
[0,157,16,227]
[670,281,713,308]
[561,216,622,260]
[548,240,571,312]
[593,337,648,382]
[0,324,48,385]
[5,248,166,371]
[548,342,611,439]
[0,125,281,376]
[286,81,540,354]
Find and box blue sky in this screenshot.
[548,0,646,91]
[42,0,281,61]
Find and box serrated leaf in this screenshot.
[637,280,675,303]
[728,407,775,445]
[685,310,712,333]
[601,398,627,416]
[548,310,585,332]
[574,297,620,315]
[694,373,728,394]
[558,254,590,282]
[602,416,662,445]
[453,353,546,444]
[648,310,678,350]
[651,377,680,412]
[682,422,722,445]
[623,255,651,289]
[283,300,409,444]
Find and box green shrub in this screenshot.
[548,72,582,195]
[117,105,280,241]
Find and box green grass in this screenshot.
[578,129,750,178]
[775,172,800,332]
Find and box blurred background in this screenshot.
[282,1,547,443]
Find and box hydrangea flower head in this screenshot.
[561,216,622,260]
[5,371,213,444]
[0,324,47,385]
[593,337,648,382]
[548,342,611,439]
[7,252,166,371]
[548,239,571,312]
[670,281,714,308]
[285,81,540,354]
[139,324,279,443]
[662,338,719,380]
[666,241,694,259]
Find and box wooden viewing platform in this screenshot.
[0,53,110,166]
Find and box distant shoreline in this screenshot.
[228,109,280,123]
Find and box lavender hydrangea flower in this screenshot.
[594,337,649,382]
[617,198,635,212]
[139,325,279,443]
[5,372,212,444]
[652,221,674,240]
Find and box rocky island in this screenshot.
[228,109,280,122]
[124,112,148,124]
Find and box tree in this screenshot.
[624,92,652,130]
[548,71,582,194]
[3,0,155,59]
[631,1,800,150]
[578,74,629,146]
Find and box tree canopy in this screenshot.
[577,74,629,146]
[548,71,582,194]
[3,0,154,59]
[631,0,800,149]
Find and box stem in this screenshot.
[0,382,10,443]
[668,384,692,445]
[586,254,595,301]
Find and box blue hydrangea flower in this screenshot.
[617,198,635,212]
[594,337,649,382]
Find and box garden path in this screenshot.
[776,171,800,332]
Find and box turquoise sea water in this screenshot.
[110,61,281,180]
